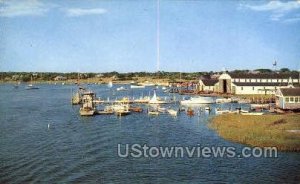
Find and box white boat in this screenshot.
[180,96,215,105]
[134,96,150,103]
[108,81,113,88]
[215,107,239,115]
[130,85,145,89]
[115,109,131,116]
[162,86,167,90]
[216,98,231,103]
[26,76,39,90]
[167,109,178,116]
[116,86,128,91]
[26,84,39,90]
[215,109,231,115]
[148,110,159,115]
[157,107,167,113]
[241,112,264,115]
[205,106,211,111]
[111,104,130,112]
[148,90,169,104]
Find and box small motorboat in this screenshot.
[130,84,145,89]
[241,112,264,115]
[115,110,131,116]
[205,106,210,111]
[180,96,215,104]
[157,107,167,113]
[116,86,128,91]
[216,98,231,103]
[167,109,178,116]
[26,84,39,90]
[148,111,159,115]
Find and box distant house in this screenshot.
[95,74,104,78]
[276,87,300,110]
[54,76,67,81]
[199,72,299,95]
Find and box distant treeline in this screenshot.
[0,68,296,82]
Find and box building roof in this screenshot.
[279,88,300,96]
[201,79,218,86]
[232,82,291,86]
[229,72,299,79]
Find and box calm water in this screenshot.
[0,84,299,183]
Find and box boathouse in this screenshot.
[275,87,300,110]
[199,72,299,95]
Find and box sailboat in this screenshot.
[148,90,168,104]
[108,81,113,88]
[26,75,39,90]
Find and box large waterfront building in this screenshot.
[199,72,300,95]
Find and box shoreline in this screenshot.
[209,114,300,152]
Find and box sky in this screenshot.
[0,0,300,73]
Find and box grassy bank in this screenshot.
[210,114,300,151]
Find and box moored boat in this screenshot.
[116,86,128,91]
[130,84,145,89]
[167,109,178,116]
[180,96,215,105]
[149,90,169,104]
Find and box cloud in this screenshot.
[0,1,107,18]
[0,0,51,17]
[65,8,107,17]
[242,1,300,23]
[245,1,300,12]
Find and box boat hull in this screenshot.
[79,109,95,116]
[180,97,215,104]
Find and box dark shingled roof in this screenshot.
[232,82,291,86]
[201,79,218,86]
[229,72,299,79]
[280,88,300,96]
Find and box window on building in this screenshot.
[252,87,254,90]
[290,97,294,102]
[295,97,299,103]
[260,79,262,82]
[285,97,289,102]
[241,87,243,90]
[275,87,277,90]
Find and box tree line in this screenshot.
[0,68,297,82]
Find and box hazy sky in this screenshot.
[1,0,300,72]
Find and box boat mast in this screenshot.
[156,0,160,73]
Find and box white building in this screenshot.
[199,72,299,95]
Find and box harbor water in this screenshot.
[0,84,299,183]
